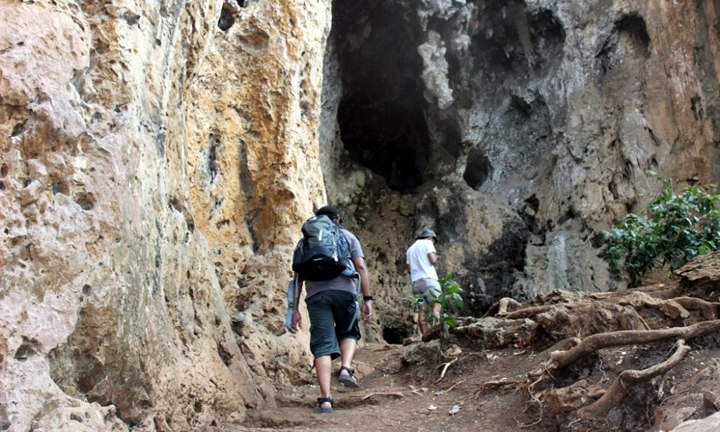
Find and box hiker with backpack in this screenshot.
[290,206,373,414]
[406,229,441,335]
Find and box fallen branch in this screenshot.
[474,378,526,399]
[360,392,404,400]
[435,379,467,395]
[436,357,458,382]
[577,340,690,418]
[550,320,720,370]
[445,379,465,392]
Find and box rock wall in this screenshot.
[322,0,720,335]
[2,0,720,430]
[1,0,330,430]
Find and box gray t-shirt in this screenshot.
[305,227,363,299]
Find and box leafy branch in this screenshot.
[603,172,720,286]
[408,274,464,332]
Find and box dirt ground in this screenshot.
[211,256,720,432]
[212,332,720,432]
[214,341,547,432]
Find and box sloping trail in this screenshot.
[215,342,554,432]
[213,254,720,431]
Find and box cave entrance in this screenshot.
[332,0,431,194]
[382,325,411,345]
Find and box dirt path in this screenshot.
[214,263,720,431]
[215,342,556,432]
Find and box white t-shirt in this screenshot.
[406,238,438,282]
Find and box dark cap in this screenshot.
[315,205,340,220]
[417,229,437,241]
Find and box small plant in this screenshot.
[603,172,720,286]
[408,274,464,332]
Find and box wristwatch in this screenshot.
[363,295,374,301]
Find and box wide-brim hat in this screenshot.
[417,229,437,241]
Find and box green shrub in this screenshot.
[409,273,464,332]
[603,172,720,286]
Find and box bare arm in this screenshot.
[353,256,371,297]
[353,256,373,323]
[428,252,437,265]
[291,273,303,330]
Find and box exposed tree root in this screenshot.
[435,379,466,395]
[454,253,720,427]
[497,297,523,315]
[672,296,720,319]
[499,305,554,320]
[587,283,682,300]
[477,378,525,390]
[549,320,720,370]
[435,357,458,382]
[577,340,690,418]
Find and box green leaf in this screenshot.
[601,174,720,286]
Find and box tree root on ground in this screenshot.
[576,339,690,418]
[455,253,720,426]
[549,320,720,370]
[435,357,458,382]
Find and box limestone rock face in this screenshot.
[324,0,720,329]
[1,0,329,430]
[2,0,720,430]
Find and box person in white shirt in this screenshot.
[406,229,441,334]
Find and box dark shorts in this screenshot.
[306,290,361,360]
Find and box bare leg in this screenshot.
[431,303,442,321]
[418,309,428,335]
[340,338,357,370]
[315,355,332,409]
[337,338,361,388]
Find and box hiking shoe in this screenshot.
[337,366,360,388]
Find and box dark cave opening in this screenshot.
[463,148,492,190]
[616,14,650,54]
[595,13,650,81]
[332,0,431,194]
[458,1,563,190]
[382,325,410,345]
[468,1,565,93]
